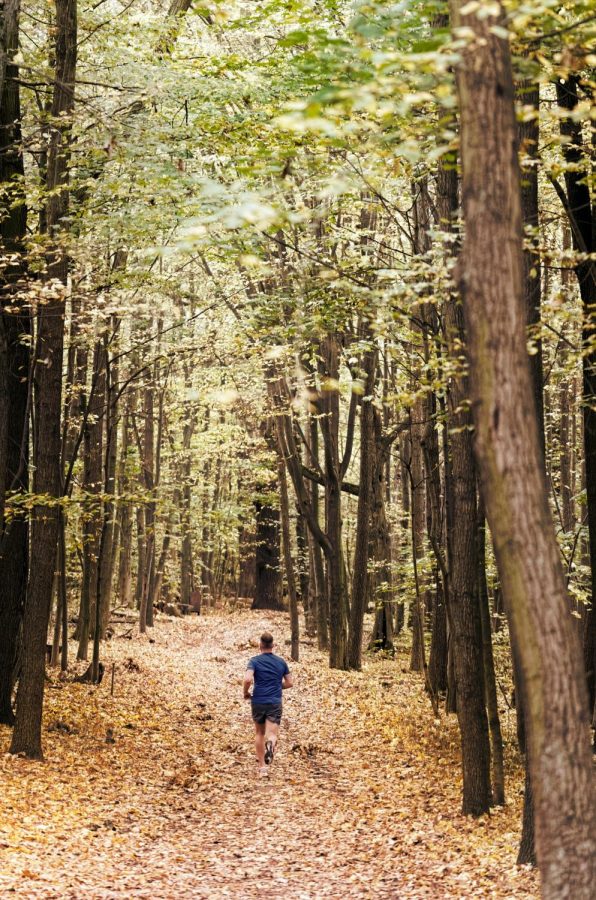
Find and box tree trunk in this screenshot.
[452,3,595,890]
[116,408,133,605]
[348,345,377,669]
[78,341,105,659]
[319,334,349,669]
[277,451,299,661]
[369,409,395,654]
[0,0,30,726]
[518,80,545,460]
[477,495,505,806]
[179,397,196,607]
[295,505,314,635]
[10,0,77,758]
[252,492,282,610]
[555,75,596,738]
[308,415,327,649]
[99,339,118,634]
[409,401,426,672]
[139,379,155,632]
[423,413,448,696]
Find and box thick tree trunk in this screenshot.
[10,0,77,758]
[445,387,491,814]
[0,0,30,726]
[452,3,595,891]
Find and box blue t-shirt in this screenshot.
[247,652,290,705]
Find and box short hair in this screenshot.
[260,632,274,648]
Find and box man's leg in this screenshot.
[264,721,280,762]
[255,722,266,767]
[265,721,279,748]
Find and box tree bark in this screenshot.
[277,449,299,660]
[10,0,77,758]
[477,495,505,806]
[369,408,395,654]
[518,80,545,459]
[116,408,133,605]
[348,344,376,669]
[452,2,595,890]
[0,0,29,725]
[77,341,105,659]
[320,335,349,670]
[252,491,282,610]
[409,400,426,672]
[555,76,596,735]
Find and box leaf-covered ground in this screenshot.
[0,611,539,899]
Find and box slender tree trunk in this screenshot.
[139,380,155,632]
[348,346,377,669]
[116,408,133,605]
[180,477,193,604]
[295,505,314,634]
[518,80,545,460]
[423,414,448,695]
[452,3,595,890]
[369,409,396,653]
[409,401,426,672]
[78,341,104,658]
[511,634,536,866]
[309,415,327,649]
[477,494,505,806]
[277,452,299,660]
[99,339,118,634]
[319,334,349,669]
[555,76,596,735]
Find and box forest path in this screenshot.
[0,610,538,899]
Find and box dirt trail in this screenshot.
[0,611,538,899]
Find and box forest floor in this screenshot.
[0,609,539,899]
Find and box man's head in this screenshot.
[260,632,274,652]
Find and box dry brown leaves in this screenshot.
[0,611,539,899]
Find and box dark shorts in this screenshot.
[251,702,282,725]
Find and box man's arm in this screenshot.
[282,673,293,689]
[243,669,254,699]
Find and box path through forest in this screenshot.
[0,611,538,899]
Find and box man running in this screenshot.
[243,632,293,777]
